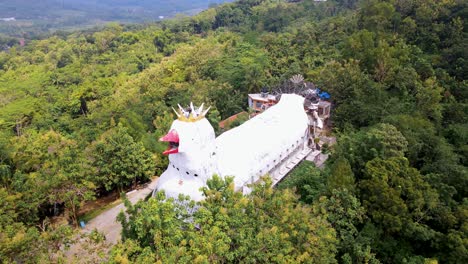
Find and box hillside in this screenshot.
[0,0,231,38]
[0,0,466,263]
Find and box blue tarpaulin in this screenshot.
[313,87,331,99]
[319,91,331,99]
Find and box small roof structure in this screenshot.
[248,93,277,103]
[318,100,331,108]
[219,111,248,130]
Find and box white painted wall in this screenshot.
[154,94,309,201]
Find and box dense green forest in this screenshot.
[0,0,466,262]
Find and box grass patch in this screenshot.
[78,198,122,224]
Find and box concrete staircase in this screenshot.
[272,146,313,186]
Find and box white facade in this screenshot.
[154,94,309,201]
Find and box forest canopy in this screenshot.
[0,0,466,263]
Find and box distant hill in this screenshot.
[0,1,466,263]
[0,0,231,37]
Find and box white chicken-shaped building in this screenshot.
[154,94,309,201]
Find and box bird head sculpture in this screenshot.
[156,103,216,201]
[159,102,215,158]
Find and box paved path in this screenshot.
[65,178,158,260]
[306,151,329,168]
[82,177,159,244]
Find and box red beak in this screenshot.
[160,130,179,155]
[159,129,179,142]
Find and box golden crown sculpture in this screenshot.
[172,102,210,122]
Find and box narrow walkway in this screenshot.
[82,177,159,243]
[271,146,313,186]
[306,150,329,168]
[65,177,159,259]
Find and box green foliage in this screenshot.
[313,60,387,128]
[113,176,337,263]
[277,161,325,203]
[317,189,377,263]
[208,41,270,93]
[333,123,408,178]
[222,111,249,130]
[0,196,74,263]
[385,114,468,201]
[368,123,409,158]
[0,221,42,263]
[89,124,155,192]
[0,0,465,262]
[358,0,396,33]
[9,130,95,224]
[361,157,439,234]
[206,107,222,134]
[360,157,441,261]
[213,3,248,29]
[327,157,355,193]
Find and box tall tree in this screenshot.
[360,157,440,262]
[10,130,95,224]
[113,176,337,263]
[277,161,325,203]
[88,124,155,192]
[327,157,355,193]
